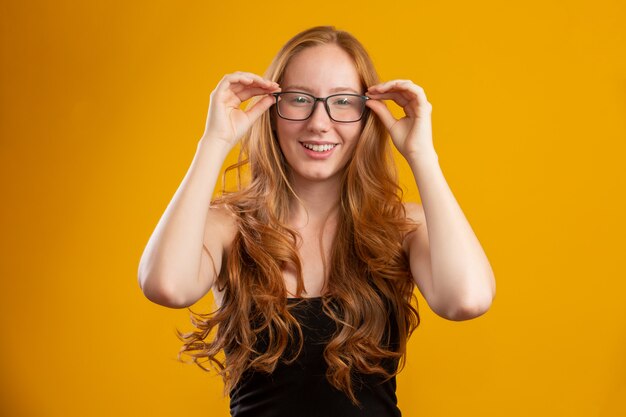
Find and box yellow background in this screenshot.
[1,0,625,416]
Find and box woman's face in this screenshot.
[275,44,364,185]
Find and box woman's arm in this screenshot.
[367,80,496,321]
[137,139,233,309]
[137,72,280,309]
[402,166,495,321]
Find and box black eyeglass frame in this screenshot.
[271,91,370,123]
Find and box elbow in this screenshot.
[433,287,496,322]
[137,258,196,309]
[442,298,493,321]
[138,272,193,309]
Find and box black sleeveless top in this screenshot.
[228,297,402,417]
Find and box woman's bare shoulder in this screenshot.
[403,201,426,224]
[204,203,239,308]
[401,202,426,252]
[206,202,239,249]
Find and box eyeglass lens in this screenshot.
[276,93,366,122]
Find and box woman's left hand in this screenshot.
[366,80,436,161]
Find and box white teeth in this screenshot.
[302,143,337,152]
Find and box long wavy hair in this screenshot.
[176,26,421,407]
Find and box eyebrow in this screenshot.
[283,85,362,94]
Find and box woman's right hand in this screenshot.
[201,71,280,149]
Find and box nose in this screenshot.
[306,100,332,132]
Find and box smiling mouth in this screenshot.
[300,143,338,152]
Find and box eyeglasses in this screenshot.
[272,91,370,123]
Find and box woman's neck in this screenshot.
[288,176,342,228]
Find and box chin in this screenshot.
[291,167,342,183]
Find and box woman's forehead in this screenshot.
[281,44,361,93]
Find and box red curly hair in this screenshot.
[176,25,421,407]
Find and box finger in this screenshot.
[367,91,420,118]
[365,99,397,131]
[213,75,278,107]
[368,81,422,103]
[368,79,414,94]
[370,81,431,111]
[235,85,281,103]
[230,76,279,92]
[216,73,278,96]
[227,71,276,86]
[367,82,385,92]
[366,91,412,107]
[244,94,276,123]
[369,82,416,99]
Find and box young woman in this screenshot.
[138,26,496,417]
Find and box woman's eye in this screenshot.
[294,96,310,103]
[334,97,351,105]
